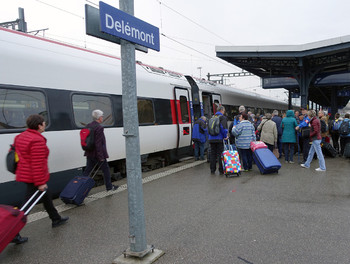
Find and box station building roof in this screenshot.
[216,36,350,108]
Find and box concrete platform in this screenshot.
[0,156,349,264]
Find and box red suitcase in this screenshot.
[0,190,46,253]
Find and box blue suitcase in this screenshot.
[253,148,281,174]
[60,163,100,205]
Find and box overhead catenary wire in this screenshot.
[35,0,84,19]
[156,0,233,45]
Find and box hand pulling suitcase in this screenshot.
[0,190,46,253]
[221,139,241,177]
[321,142,337,158]
[253,148,281,174]
[60,162,101,206]
[250,141,268,152]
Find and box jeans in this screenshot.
[84,157,113,190]
[284,143,294,162]
[194,141,205,160]
[239,148,253,170]
[304,139,326,170]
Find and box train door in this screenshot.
[174,88,191,149]
[212,94,222,114]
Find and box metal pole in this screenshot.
[119,0,149,256]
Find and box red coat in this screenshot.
[309,117,322,142]
[14,129,50,186]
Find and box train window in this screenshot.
[72,94,114,127]
[138,99,155,124]
[179,96,189,123]
[0,88,48,130]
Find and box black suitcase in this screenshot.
[322,142,337,158]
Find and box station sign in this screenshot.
[337,90,350,97]
[99,1,160,51]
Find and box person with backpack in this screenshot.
[257,113,277,152]
[12,114,69,244]
[330,113,341,153]
[318,110,329,143]
[295,108,311,163]
[83,110,119,191]
[339,113,350,156]
[192,116,208,160]
[208,106,228,175]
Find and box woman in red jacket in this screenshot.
[12,115,69,244]
[300,110,326,171]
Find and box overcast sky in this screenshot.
[1,0,350,101]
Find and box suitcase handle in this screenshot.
[20,190,47,216]
[89,162,103,179]
[223,139,233,152]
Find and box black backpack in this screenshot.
[208,115,220,136]
[6,144,18,174]
[339,120,350,136]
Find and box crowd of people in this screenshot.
[192,105,350,174]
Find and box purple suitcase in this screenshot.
[253,148,281,174]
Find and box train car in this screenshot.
[0,27,292,205]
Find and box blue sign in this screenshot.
[337,90,350,97]
[99,1,160,51]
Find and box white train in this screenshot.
[0,27,292,205]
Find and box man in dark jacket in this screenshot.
[272,110,283,158]
[83,110,118,191]
[208,106,228,174]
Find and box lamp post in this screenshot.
[197,67,202,79]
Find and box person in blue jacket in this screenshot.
[339,113,350,156]
[281,110,298,163]
[296,108,311,162]
[192,116,208,160]
[208,106,228,174]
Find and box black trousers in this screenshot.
[24,183,60,221]
[340,136,350,156]
[331,132,340,151]
[209,142,224,173]
[83,157,112,190]
[301,137,310,162]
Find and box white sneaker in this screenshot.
[315,168,326,172]
[289,161,294,164]
[300,164,309,168]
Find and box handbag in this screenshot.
[6,144,18,174]
[301,126,310,139]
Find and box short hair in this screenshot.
[272,110,279,116]
[239,105,245,113]
[26,114,45,130]
[92,109,104,121]
[308,110,316,117]
[265,113,272,120]
[335,113,340,119]
[217,105,225,112]
[345,113,350,119]
[200,116,207,121]
[241,113,248,120]
[318,110,324,116]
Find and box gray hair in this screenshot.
[308,110,316,117]
[272,110,279,116]
[217,105,225,112]
[265,113,272,120]
[200,116,207,121]
[92,109,104,120]
[239,105,245,113]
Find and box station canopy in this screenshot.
[216,36,350,109]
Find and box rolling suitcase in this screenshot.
[221,139,241,177]
[60,163,101,206]
[250,141,268,152]
[322,142,337,158]
[253,148,281,174]
[0,190,46,253]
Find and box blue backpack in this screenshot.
[332,119,341,131]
